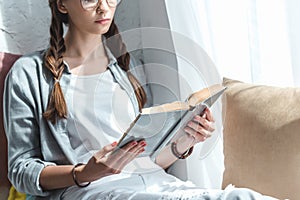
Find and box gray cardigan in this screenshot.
[3,48,140,198]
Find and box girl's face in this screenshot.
[58,0,117,35]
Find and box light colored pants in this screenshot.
[61,169,277,200]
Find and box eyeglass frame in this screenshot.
[80,0,117,11]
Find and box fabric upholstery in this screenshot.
[222,77,300,200]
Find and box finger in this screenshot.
[192,115,215,132]
[121,140,139,152]
[94,141,118,159]
[110,142,146,172]
[111,140,144,164]
[130,141,146,155]
[121,141,146,161]
[187,121,202,132]
[184,127,207,142]
[95,142,139,173]
[110,140,138,158]
[204,108,215,122]
[123,146,145,165]
[110,148,145,174]
[187,123,212,138]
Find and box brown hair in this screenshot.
[44,1,147,123]
[103,21,147,111]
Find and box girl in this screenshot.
[3,0,276,199]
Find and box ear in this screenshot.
[56,0,68,14]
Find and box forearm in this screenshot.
[40,165,76,190]
[155,134,195,169]
[39,140,144,191]
[40,164,95,191]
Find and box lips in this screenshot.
[95,18,111,24]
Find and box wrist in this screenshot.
[175,134,195,153]
[72,163,91,187]
[171,141,194,159]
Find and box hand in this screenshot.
[76,140,146,183]
[184,107,215,144]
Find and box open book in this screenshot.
[117,84,226,159]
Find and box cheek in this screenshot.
[111,8,116,16]
[68,11,91,26]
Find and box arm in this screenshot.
[155,108,215,169]
[39,140,146,190]
[4,60,147,194]
[3,61,55,196]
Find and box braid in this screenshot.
[43,0,67,123]
[104,21,147,110]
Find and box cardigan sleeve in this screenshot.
[3,58,56,197]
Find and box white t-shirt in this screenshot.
[66,69,161,176]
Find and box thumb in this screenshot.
[94,141,118,159]
[204,108,215,122]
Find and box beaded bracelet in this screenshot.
[171,142,194,159]
[72,163,91,188]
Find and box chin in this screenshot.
[100,25,111,35]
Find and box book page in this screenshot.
[142,84,224,114]
[187,84,224,107]
[141,101,189,115]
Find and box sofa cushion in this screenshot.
[222,77,300,200]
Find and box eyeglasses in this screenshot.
[80,0,117,11]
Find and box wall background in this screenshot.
[0,0,50,54]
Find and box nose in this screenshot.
[96,0,109,13]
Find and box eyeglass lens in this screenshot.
[81,0,117,10]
